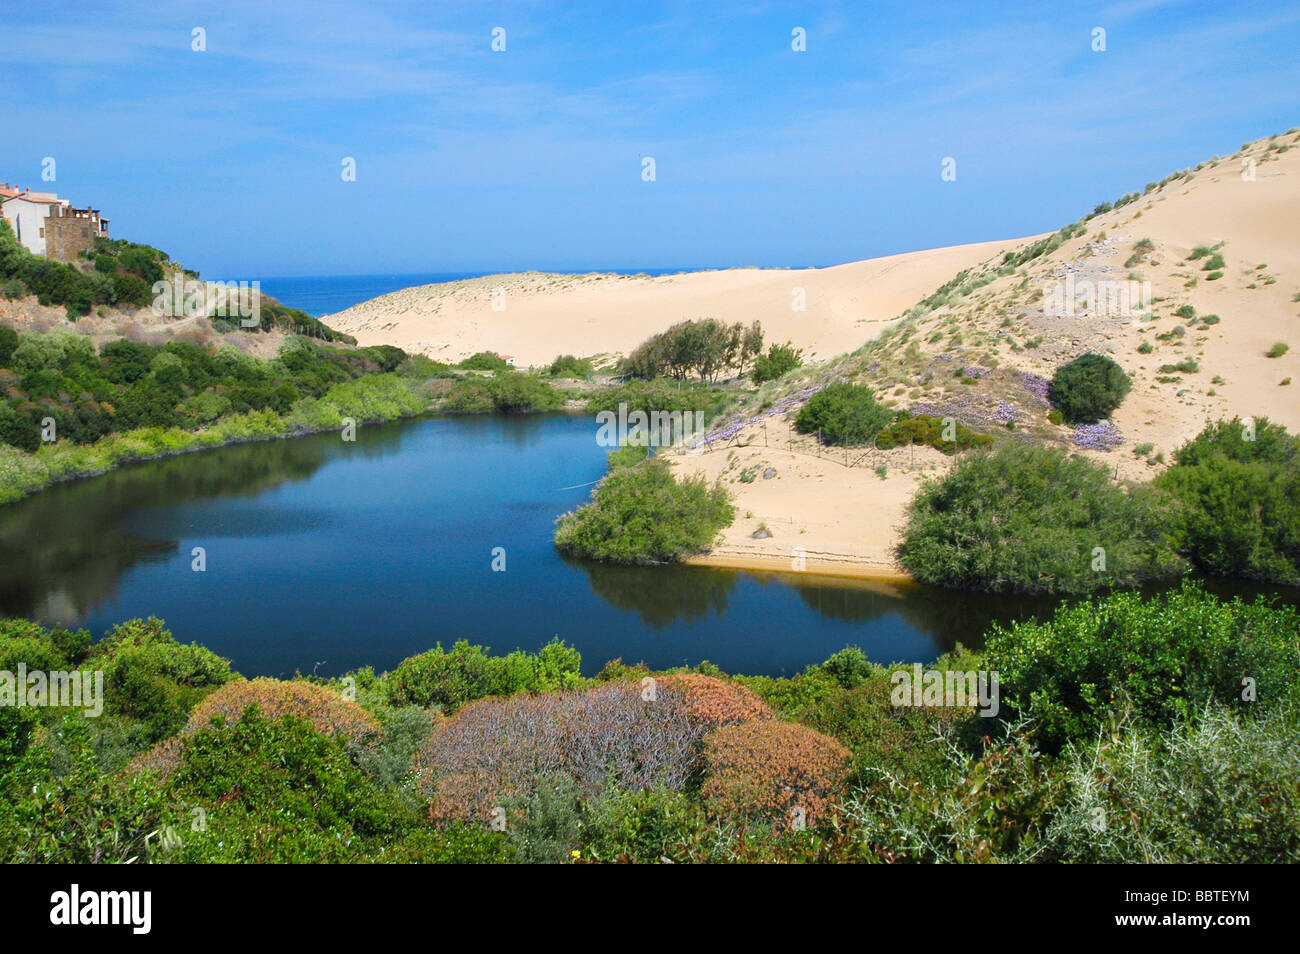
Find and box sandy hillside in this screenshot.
[667,131,1300,578]
[323,238,1029,368]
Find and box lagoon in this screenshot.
[0,414,1289,678]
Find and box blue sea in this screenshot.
[259,269,705,317]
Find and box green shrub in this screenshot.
[874,413,992,454]
[751,342,803,383]
[986,582,1299,752]
[457,351,509,372]
[554,457,733,564]
[1267,341,1290,358]
[90,617,236,742]
[548,354,593,378]
[1049,705,1300,863]
[384,638,581,711]
[1156,418,1300,583]
[897,443,1184,593]
[794,382,892,446]
[444,372,562,413]
[1047,352,1132,423]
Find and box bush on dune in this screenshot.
[897,443,1184,593]
[794,382,892,446]
[1155,416,1300,584]
[1048,353,1132,424]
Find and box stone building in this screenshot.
[0,184,110,261]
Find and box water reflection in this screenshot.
[0,433,353,623]
[569,558,739,628]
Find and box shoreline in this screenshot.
[684,550,914,583]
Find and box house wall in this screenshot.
[1,198,52,255]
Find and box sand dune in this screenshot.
[670,133,1300,577]
[324,238,1032,368]
[333,133,1300,580]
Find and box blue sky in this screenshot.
[2,0,1297,278]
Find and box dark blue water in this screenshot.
[260,270,708,317]
[2,414,1290,679]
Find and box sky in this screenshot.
[2,0,1298,279]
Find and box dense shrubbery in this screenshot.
[444,370,565,413]
[794,382,892,445]
[874,412,993,454]
[585,378,732,419]
[548,354,594,378]
[622,318,763,381]
[751,341,802,383]
[457,351,510,372]
[2,582,1298,863]
[385,638,582,711]
[553,457,734,563]
[1048,352,1132,423]
[1156,417,1300,584]
[0,329,440,500]
[986,582,1298,751]
[897,443,1184,593]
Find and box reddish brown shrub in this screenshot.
[128,678,380,778]
[187,678,379,743]
[658,673,771,729]
[700,720,851,829]
[126,736,186,776]
[415,681,703,825]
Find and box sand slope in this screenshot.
[669,133,1300,577]
[324,238,1030,368]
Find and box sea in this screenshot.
[258,269,711,318]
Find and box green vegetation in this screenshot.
[444,371,565,413]
[4,579,1297,863]
[1267,341,1290,358]
[751,341,803,383]
[1156,417,1300,584]
[873,412,992,454]
[548,354,594,378]
[585,378,733,419]
[1047,352,1132,424]
[622,318,763,381]
[457,351,510,372]
[554,456,733,564]
[988,583,1296,752]
[794,382,892,446]
[897,443,1184,593]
